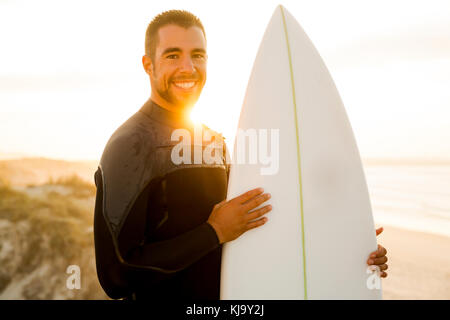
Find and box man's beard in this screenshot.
[157,86,195,108]
[155,73,203,110]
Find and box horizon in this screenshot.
[2,151,450,165]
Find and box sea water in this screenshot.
[364,164,450,238]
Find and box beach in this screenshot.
[364,163,450,299]
[1,158,449,299]
[378,225,450,299]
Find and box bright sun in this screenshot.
[189,106,203,125]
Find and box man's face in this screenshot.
[148,24,207,112]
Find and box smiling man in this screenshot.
[93,10,388,301]
[93,10,272,300]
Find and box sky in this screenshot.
[1,0,450,160]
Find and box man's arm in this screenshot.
[118,174,272,270]
[119,139,232,271]
[95,169,221,273]
[119,205,220,272]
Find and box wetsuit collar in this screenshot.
[139,98,192,129]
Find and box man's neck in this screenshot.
[150,95,192,116]
[140,98,194,129]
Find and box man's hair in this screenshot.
[145,10,206,63]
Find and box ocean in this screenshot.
[364,164,450,238]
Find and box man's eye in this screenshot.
[167,54,178,59]
[193,54,206,59]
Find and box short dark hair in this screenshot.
[145,10,206,63]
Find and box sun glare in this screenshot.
[189,106,203,125]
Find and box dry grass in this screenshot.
[0,172,107,299]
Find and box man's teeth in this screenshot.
[174,81,195,89]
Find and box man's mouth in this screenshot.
[172,81,197,90]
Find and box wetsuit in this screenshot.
[93,99,229,300]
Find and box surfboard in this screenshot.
[220,5,382,300]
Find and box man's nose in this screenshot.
[179,56,195,73]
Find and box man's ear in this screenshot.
[142,55,153,76]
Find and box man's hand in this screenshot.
[367,227,388,278]
[207,188,272,244]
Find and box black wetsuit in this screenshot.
[93,99,229,300]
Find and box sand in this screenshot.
[378,225,450,299]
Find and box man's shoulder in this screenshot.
[97,110,161,237]
[99,111,156,168]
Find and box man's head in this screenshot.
[143,10,207,113]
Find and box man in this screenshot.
[93,10,388,300]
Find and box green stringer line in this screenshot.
[280,5,308,300]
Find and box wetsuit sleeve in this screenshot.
[93,168,133,298]
[117,179,220,272]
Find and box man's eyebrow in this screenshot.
[162,47,182,55]
[162,47,206,56]
[192,48,206,54]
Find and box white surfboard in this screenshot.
[220,5,382,300]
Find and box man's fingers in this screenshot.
[243,193,271,211]
[246,217,268,231]
[375,245,387,258]
[368,256,388,265]
[233,188,264,204]
[376,227,384,236]
[379,264,388,271]
[369,245,387,259]
[246,204,272,221]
